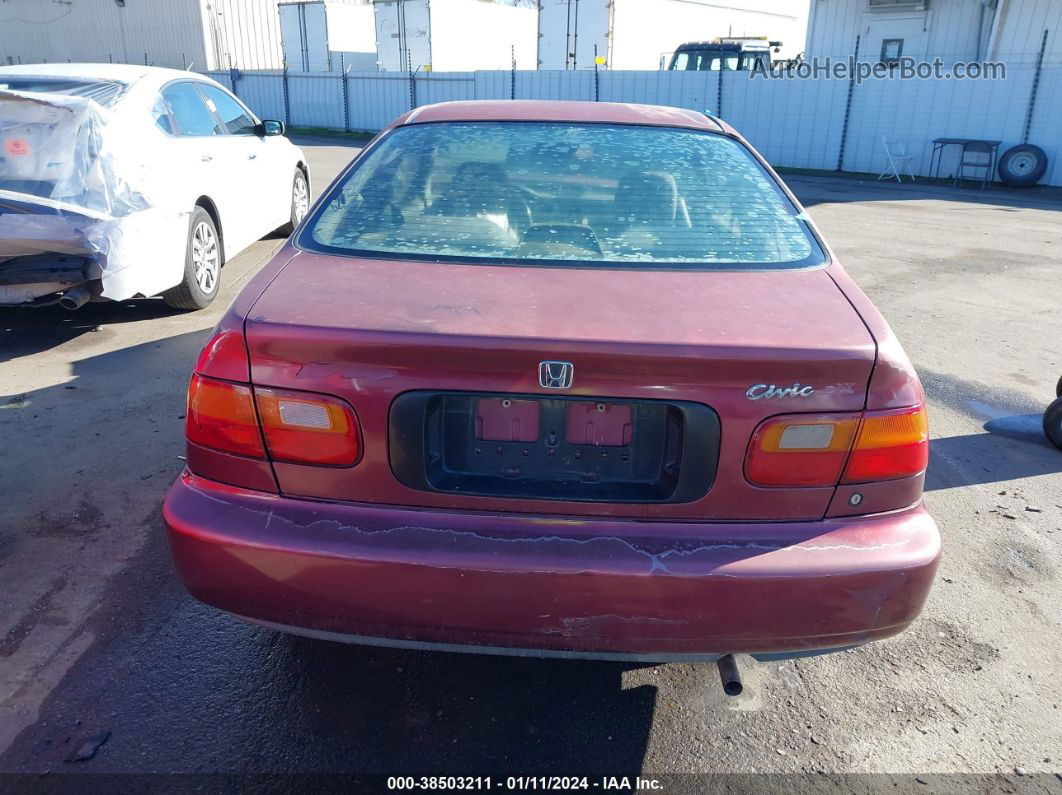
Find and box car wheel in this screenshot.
[997,144,1048,188]
[1044,397,1062,451]
[277,168,310,235]
[162,207,221,311]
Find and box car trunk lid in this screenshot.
[244,253,876,520]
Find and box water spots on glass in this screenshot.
[310,122,819,269]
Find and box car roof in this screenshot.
[0,63,217,92]
[395,100,731,134]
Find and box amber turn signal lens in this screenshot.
[842,405,928,483]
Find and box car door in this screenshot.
[157,81,239,257]
[195,83,293,239]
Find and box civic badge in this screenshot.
[539,361,574,389]
[746,383,816,400]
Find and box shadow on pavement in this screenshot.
[927,424,1060,491]
[922,369,1060,491]
[0,327,207,563]
[0,299,188,362]
[250,632,657,774]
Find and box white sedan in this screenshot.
[0,63,308,310]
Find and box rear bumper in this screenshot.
[164,472,940,660]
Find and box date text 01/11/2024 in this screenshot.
[386,776,664,791]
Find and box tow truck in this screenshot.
[666,37,781,72]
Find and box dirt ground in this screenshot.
[1,139,1060,787]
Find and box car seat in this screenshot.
[430,161,531,235]
[613,171,680,227]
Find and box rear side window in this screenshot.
[303,122,823,270]
[198,84,256,135]
[161,82,221,137]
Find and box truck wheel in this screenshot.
[998,144,1048,188]
[162,207,221,311]
[1045,397,1062,451]
[277,168,310,235]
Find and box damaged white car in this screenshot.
[0,64,309,310]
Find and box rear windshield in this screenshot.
[0,78,126,107]
[303,121,824,270]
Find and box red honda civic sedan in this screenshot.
[164,100,939,669]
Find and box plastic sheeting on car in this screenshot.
[0,89,186,302]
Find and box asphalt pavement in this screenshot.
[1,137,1060,787]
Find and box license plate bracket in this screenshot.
[388,392,720,504]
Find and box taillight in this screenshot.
[196,324,250,382]
[186,374,266,458]
[842,405,928,483]
[746,405,928,487]
[186,322,360,467]
[746,414,860,487]
[255,388,361,466]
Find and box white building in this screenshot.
[0,0,285,70]
[373,0,539,72]
[538,0,810,70]
[280,0,379,71]
[805,0,1062,64]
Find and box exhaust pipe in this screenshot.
[717,654,743,696]
[58,286,91,311]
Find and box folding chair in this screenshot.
[878,137,916,183]
[954,141,993,190]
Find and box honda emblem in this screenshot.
[539,361,574,389]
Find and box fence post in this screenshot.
[593,45,600,101]
[282,61,291,126]
[407,50,416,111]
[340,53,352,132]
[228,54,241,98]
[837,34,860,172]
[511,45,516,100]
[716,64,723,118]
[1022,28,1049,144]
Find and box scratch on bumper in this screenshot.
[165,471,941,657]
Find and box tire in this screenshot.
[998,144,1048,188]
[162,207,221,311]
[277,168,310,236]
[1044,397,1062,451]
